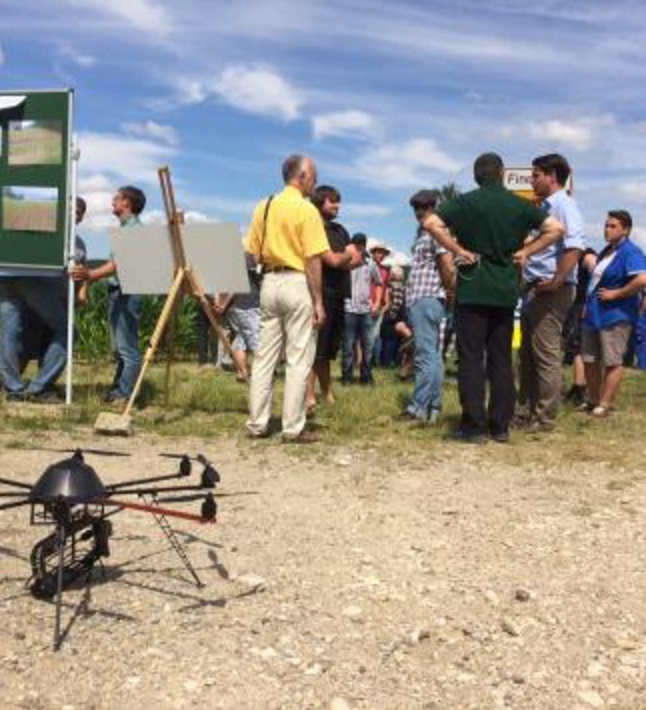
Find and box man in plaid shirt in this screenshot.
[400,190,454,424]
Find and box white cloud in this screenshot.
[313,110,377,140]
[70,0,173,39]
[631,226,646,251]
[212,64,303,122]
[498,116,615,151]
[58,42,95,68]
[342,202,392,219]
[122,120,178,146]
[340,139,462,190]
[78,131,176,185]
[619,181,646,203]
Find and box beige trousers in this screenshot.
[246,272,316,438]
[518,284,574,425]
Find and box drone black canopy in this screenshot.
[29,457,106,504]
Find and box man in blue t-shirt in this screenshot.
[581,210,646,416]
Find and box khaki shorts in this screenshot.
[581,322,632,367]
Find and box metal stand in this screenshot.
[141,494,203,587]
[53,522,66,650]
[65,89,78,406]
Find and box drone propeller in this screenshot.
[25,446,131,458]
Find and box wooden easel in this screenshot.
[121,166,241,419]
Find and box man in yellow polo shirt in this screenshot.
[244,154,329,443]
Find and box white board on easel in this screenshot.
[110,222,250,295]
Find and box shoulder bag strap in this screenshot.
[258,194,274,267]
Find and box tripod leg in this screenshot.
[53,524,65,651]
[122,268,186,418]
[186,271,242,377]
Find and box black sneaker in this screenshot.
[450,429,487,445]
[25,389,62,404]
[4,390,26,402]
[490,430,510,444]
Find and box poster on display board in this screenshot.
[0,90,72,270]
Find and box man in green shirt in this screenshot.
[423,153,564,442]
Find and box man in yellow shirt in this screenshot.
[244,154,329,443]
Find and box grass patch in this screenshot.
[2,359,645,463]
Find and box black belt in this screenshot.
[263,265,298,273]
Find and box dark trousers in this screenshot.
[455,304,515,436]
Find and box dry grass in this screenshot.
[3,359,645,468]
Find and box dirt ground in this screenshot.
[0,429,645,710]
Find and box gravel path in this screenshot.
[0,432,644,710]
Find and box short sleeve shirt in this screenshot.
[405,229,447,308]
[583,238,646,330]
[244,185,328,272]
[322,220,351,298]
[523,189,586,284]
[438,183,546,308]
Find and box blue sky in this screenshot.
[2,0,646,261]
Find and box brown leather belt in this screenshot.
[263,265,298,273]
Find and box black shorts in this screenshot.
[316,293,345,361]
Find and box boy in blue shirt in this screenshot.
[581,210,646,416]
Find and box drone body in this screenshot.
[0,450,220,650]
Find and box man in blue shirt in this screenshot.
[517,154,586,432]
[581,210,646,416]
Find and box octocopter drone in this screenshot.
[0,449,221,649]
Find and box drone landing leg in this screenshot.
[145,498,203,587]
[53,524,66,651]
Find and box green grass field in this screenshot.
[5,357,646,469]
[8,124,63,165]
[2,196,57,232]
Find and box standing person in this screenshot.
[72,186,147,404]
[342,233,383,385]
[380,265,406,368]
[305,185,361,413]
[580,211,646,416]
[369,242,391,366]
[20,197,89,376]
[244,154,328,444]
[423,152,564,443]
[398,189,454,425]
[563,248,597,406]
[0,202,85,402]
[214,253,261,382]
[517,154,586,431]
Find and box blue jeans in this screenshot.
[407,296,445,420]
[343,312,372,382]
[0,278,67,394]
[107,289,143,398]
[370,312,384,366]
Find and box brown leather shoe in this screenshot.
[282,429,321,444]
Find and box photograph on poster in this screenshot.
[8,120,63,165]
[2,186,58,233]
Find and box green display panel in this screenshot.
[0,90,72,269]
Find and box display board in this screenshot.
[110,222,250,296]
[0,90,72,269]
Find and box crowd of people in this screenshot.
[2,152,646,447]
